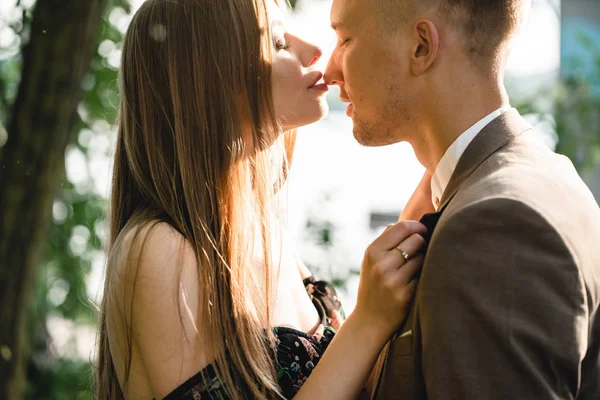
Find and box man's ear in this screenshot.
[410,20,439,76]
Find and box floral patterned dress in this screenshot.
[161,276,345,400]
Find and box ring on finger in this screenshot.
[394,246,410,262]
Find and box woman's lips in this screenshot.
[307,71,328,92]
[309,83,329,92]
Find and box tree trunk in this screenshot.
[0,0,107,397]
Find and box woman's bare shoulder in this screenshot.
[111,221,212,398]
[109,221,197,291]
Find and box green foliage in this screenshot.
[0,57,21,121]
[0,1,30,123]
[0,0,129,398]
[554,36,600,174]
[512,32,600,176]
[26,358,93,400]
[303,193,360,289]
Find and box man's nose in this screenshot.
[324,52,343,86]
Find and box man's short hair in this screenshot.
[379,0,527,69]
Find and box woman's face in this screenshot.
[267,1,329,131]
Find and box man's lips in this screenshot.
[346,103,354,117]
[338,94,353,116]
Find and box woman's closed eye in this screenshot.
[273,36,290,51]
[271,20,290,51]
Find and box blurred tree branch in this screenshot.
[0,0,108,398]
[0,78,8,121]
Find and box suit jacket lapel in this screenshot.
[439,108,533,210]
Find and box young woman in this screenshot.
[96,0,427,398]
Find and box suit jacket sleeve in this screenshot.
[419,197,588,399]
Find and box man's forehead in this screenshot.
[330,0,361,30]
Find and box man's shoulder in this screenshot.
[451,134,599,230]
[439,139,600,303]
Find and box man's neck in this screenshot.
[411,84,509,173]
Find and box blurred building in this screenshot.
[560,0,600,200]
[562,0,600,85]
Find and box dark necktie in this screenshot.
[418,210,443,255]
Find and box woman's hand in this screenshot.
[399,171,435,221]
[293,221,426,400]
[353,221,427,340]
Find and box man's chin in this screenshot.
[352,122,400,147]
[353,128,379,147]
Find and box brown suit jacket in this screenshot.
[372,109,600,399]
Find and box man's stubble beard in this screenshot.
[352,102,411,147]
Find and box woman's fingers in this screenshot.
[394,254,424,285]
[356,223,427,336]
[384,233,426,267]
[375,221,427,251]
[382,255,423,301]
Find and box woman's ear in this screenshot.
[410,20,439,76]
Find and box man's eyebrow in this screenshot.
[330,21,344,30]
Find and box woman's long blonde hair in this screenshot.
[96,0,296,398]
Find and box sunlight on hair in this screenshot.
[149,23,167,42]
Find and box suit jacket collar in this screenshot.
[438,108,533,210]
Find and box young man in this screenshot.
[325,0,600,398]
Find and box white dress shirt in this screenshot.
[431,106,513,210]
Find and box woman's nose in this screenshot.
[293,35,322,68]
[307,45,322,67]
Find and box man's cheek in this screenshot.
[343,55,357,80]
[349,61,365,87]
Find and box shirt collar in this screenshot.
[431,106,512,210]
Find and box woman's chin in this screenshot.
[282,101,329,131]
[311,99,330,124]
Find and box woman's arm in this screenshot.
[293,221,426,400]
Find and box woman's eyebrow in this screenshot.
[271,20,285,30]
